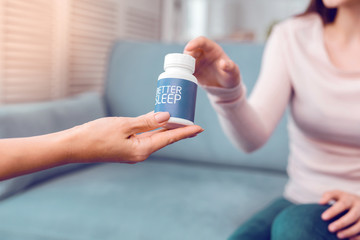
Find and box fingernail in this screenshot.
[155,112,170,124]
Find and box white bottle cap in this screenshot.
[164,53,195,73]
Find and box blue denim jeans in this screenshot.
[228,197,345,240]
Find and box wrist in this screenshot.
[60,126,83,164]
[202,82,246,103]
[64,122,106,164]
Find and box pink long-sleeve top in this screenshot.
[203,13,360,204]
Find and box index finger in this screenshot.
[184,36,218,56]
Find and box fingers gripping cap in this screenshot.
[164,53,196,73]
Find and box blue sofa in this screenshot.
[0,41,289,240]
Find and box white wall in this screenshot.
[183,0,208,40]
[235,0,308,42]
[172,0,309,43]
[207,0,240,40]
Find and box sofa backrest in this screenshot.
[105,41,289,173]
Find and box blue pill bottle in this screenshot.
[155,53,198,129]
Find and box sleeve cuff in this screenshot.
[201,82,246,104]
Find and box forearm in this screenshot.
[0,130,73,180]
[203,25,292,153]
[206,83,270,152]
[218,102,270,152]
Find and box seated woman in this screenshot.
[184,0,360,239]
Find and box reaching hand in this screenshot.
[184,36,241,89]
[320,190,360,240]
[69,112,204,164]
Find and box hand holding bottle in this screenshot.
[0,112,204,180]
[184,36,241,89]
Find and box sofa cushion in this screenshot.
[0,160,287,240]
[0,92,106,200]
[105,41,289,172]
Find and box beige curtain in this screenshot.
[0,0,162,104]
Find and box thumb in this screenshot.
[319,190,340,205]
[126,112,170,135]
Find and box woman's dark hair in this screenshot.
[302,0,337,24]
